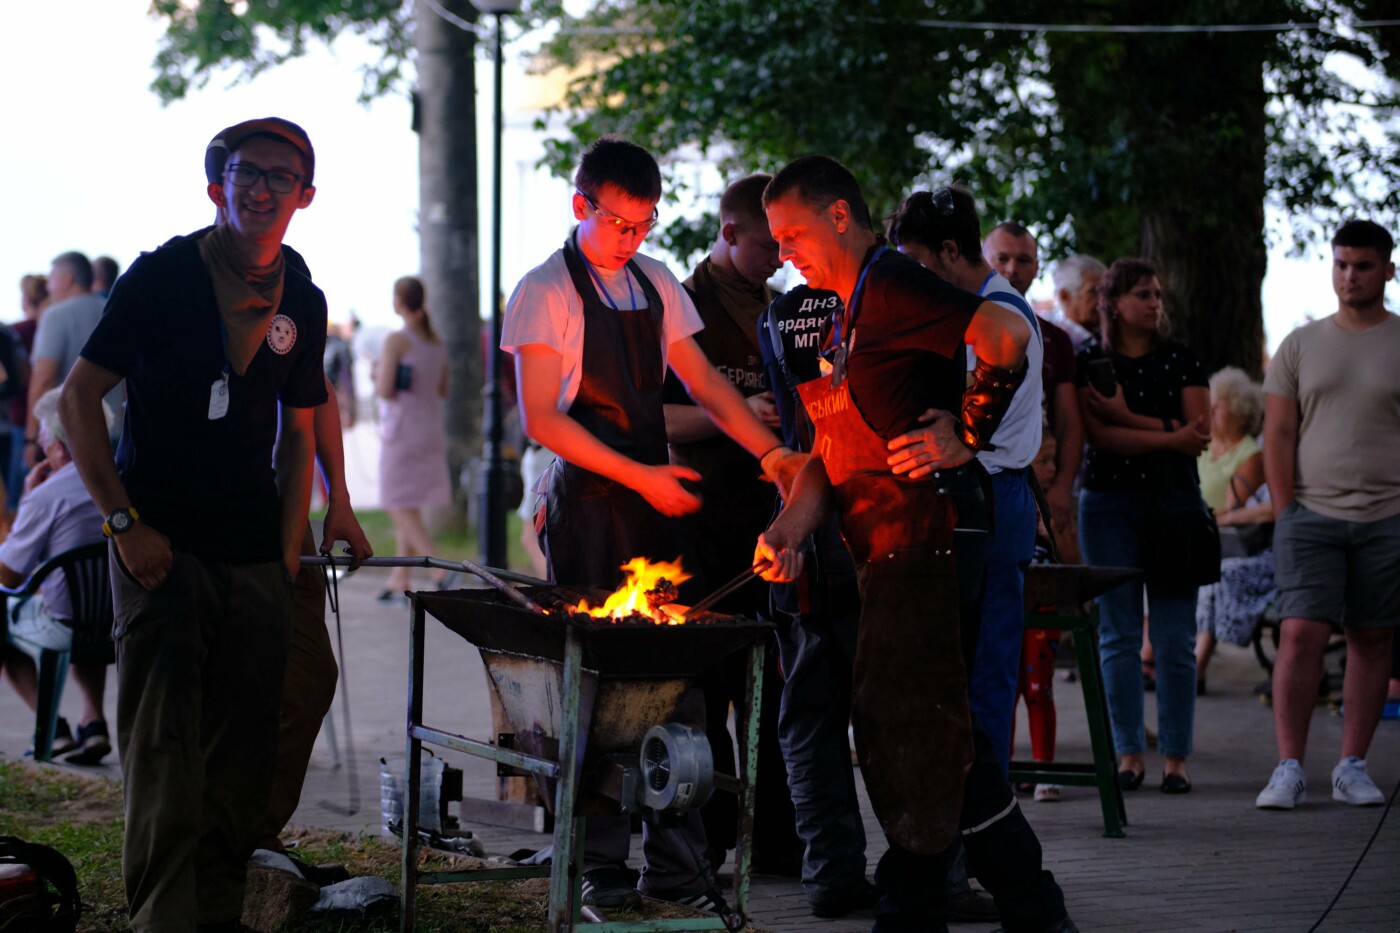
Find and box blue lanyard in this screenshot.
[828,245,888,355]
[575,231,637,311]
[827,245,887,387]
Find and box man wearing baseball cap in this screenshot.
[60,117,327,932]
[205,122,375,871]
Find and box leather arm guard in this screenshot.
[956,357,1027,452]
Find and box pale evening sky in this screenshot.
[0,1,1369,351]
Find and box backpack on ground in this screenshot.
[0,835,79,933]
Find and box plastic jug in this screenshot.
[379,753,445,835]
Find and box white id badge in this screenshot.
[208,374,230,420]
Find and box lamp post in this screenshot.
[476,0,520,569]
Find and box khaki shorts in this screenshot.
[1273,503,1400,628]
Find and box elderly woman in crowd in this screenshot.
[1076,258,1210,794]
[1195,367,1274,694]
[0,388,115,763]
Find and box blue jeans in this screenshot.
[969,468,1036,775]
[1079,489,1197,759]
[771,521,869,903]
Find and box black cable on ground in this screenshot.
[1305,772,1400,932]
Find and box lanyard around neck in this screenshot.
[827,245,887,387]
[574,230,637,312]
[829,245,888,356]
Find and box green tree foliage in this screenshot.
[527,0,1400,374]
[149,0,490,524]
[150,0,413,103]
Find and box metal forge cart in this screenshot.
[399,579,773,933]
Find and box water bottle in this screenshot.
[379,754,445,835]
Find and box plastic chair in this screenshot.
[0,542,113,761]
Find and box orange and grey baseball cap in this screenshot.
[205,117,315,186]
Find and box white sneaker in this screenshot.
[1033,784,1061,802]
[1256,759,1307,809]
[1332,757,1385,806]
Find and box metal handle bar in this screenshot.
[300,554,548,614]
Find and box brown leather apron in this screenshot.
[794,280,973,855]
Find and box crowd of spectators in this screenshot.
[1,254,123,764]
[3,139,1397,933]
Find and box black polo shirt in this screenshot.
[80,227,328,563]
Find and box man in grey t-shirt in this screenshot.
[1255,219,1400,811]
[26,251,122,465]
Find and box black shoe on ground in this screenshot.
[25,717,76,758]
[64,720,111,766]
[582,866,640,909]
[642,883,732,917]
[946,887,999,922]
[810,878,878,919]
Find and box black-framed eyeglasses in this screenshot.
[225,162,304,194]
[577,190,658,237]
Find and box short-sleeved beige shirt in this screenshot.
[1264,313,1400,522]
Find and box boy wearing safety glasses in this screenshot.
[502,136,801,915]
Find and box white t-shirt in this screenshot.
[501,245,703,412]
[970,271,1044,472]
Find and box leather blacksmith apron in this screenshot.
[795,357,973,855]
[543,235,687,592]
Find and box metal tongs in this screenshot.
[682,559,772,619]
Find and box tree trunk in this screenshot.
[1047,3,1271,381]
[1139,34,1269,382]
[416,0,481,520]
[1142,202,1267,381]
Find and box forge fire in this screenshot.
[549,557,695,625]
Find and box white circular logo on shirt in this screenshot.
[267,314,297,355]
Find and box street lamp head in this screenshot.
[475,0,522,12]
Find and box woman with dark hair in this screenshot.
[376,275,450,600]
[1076,258,1210,794]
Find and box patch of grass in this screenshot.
[0,760,127,932]
[282,827,740,932]
[281,827,552,933]
[0,761,763,932]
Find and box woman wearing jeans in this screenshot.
[1076,258,1210,794]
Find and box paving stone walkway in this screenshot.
[4,561,1397,931]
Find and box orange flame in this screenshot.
[569,557,692,625]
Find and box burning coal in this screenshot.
[553,557,693,625]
